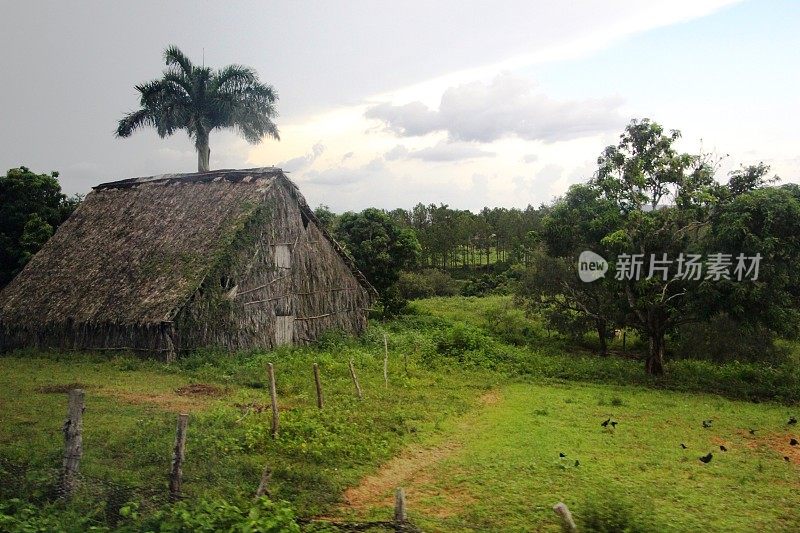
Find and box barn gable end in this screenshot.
[0,168,376,357]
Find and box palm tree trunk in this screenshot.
[196,130,210,172]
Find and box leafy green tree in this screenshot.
[592,119,719,374]
[706,182,800,338]
[312,204,338,233]
[517,184,625,355]
[116,45,279,172]
[335,208,420,316]
[0,167,80,287]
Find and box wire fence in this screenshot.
[0,385,426,532]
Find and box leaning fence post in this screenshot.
[394,487,407,523]
[169,413,189,502]
[313,363,324,409]
[383,333,389,387]
[268,363,279,438]
[60,388,85,498]
[553,502,578,532]
[348,359,363,399]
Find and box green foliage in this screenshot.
[670,313,786,363]
[140,497,299,532]
[0,499,70,533]
[312,204,338,233]
[0,166,81,287]
[335,208,420,315]
[396,269,462,300]
[116,46,279,172]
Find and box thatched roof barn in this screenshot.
[0,168,376,359]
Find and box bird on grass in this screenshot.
[699,452,713,463]
[559,452,566,458]
[789,416,797,425]
[611,421,618,428]
[702,420,713,428]
[680,443,687,449]
[574,460,580,467]
[749,428,757,435]
[785,456,791,462]
[719,445,728,452]
[790,438,798,446]
[601,418,610,427]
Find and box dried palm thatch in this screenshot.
[0,168,376,358]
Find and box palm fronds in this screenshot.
[117,46,280,170]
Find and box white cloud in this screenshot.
[522,154,539,164]
[366,74,625,143]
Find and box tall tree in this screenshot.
[116,46,279,172]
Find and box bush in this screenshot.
[577,489,656,532]
[670,313,787,364]
[140,497,300,532]
[396,269,462,300]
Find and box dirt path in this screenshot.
[341,390,501,516]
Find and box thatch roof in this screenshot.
[0,168,375,328]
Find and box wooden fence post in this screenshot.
[60,388,84,498]
[553,502,578,532]
[255,465,272,499]
[169,413,189,502]
[313,363,324,409]
[394,487,407,523]
[268,363,279,438]
[383,333,389,387]
[348,359,363,399]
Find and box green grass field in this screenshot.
[1,296,798,531]
[336,381,799,532]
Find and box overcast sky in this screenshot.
[1,0,797,211]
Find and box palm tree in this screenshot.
[116,46,279,172]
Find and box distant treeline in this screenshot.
[317,203,548,270]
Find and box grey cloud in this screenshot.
[383,141,493,162]
[365,74,624,143]
[301,157,385,186]
[383,145,410,161]
[522,154,539,163]
[278,142,325,172]
[365,101,440,137]
[407,141,494,162]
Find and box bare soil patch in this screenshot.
[35,383,88,394]
[175,383,224,397]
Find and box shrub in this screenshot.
[396,269,462,300]
[670,313,787,364]
[577,489,656,532]
[140,497,300,532]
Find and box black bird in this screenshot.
[699,452,713,463]
[719,445,727,452]
[574,460,580,467]
[749,428,757,435]
[680,443,687,449]
[789,416,797,425]
[702,420,713,428]
[790,438,798,446]
[559,452,566,458]
[601,418,610,427]
[785,456,791,462]
[611,421,618,428]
